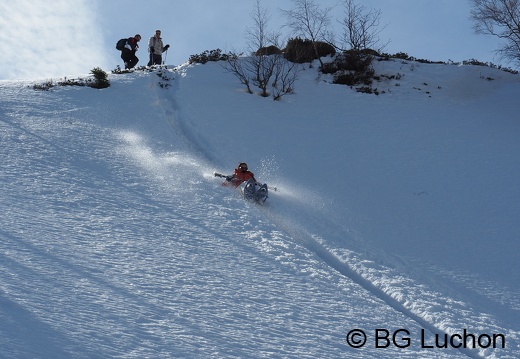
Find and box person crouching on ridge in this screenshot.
[121,34,141,69]
[224,162,256,188]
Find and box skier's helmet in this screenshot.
[238,162,248,171]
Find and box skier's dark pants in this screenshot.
[148,53,163,66]
[121,49,139,69]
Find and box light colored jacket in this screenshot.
[148,36,164,54]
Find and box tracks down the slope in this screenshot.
[261,204,486,359]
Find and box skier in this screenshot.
[220,162,268,203]
[147,30,170,66]
[121,34,141,69]
[223,162,256,188]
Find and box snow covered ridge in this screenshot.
[1,58,519,358]
[30,67,111,91]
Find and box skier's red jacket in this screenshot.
[224,168,256,188]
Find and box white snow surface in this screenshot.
[1,58,519,358]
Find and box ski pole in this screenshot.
[163,49,168,65]
[214,172,278,191]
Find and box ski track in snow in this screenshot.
[1,61,519,358]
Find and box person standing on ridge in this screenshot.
[121,34,141,69]
[147,30,170,66]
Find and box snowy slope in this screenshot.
[0,57,519,359]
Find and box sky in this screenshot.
[0,0,508,80]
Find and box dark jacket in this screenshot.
[124,37,139,53]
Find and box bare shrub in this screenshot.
[281,0,333,68]
[469,0,520,66]
[284,37,335,63]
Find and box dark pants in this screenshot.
[121,49,139,69]
[148,53,163,66]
